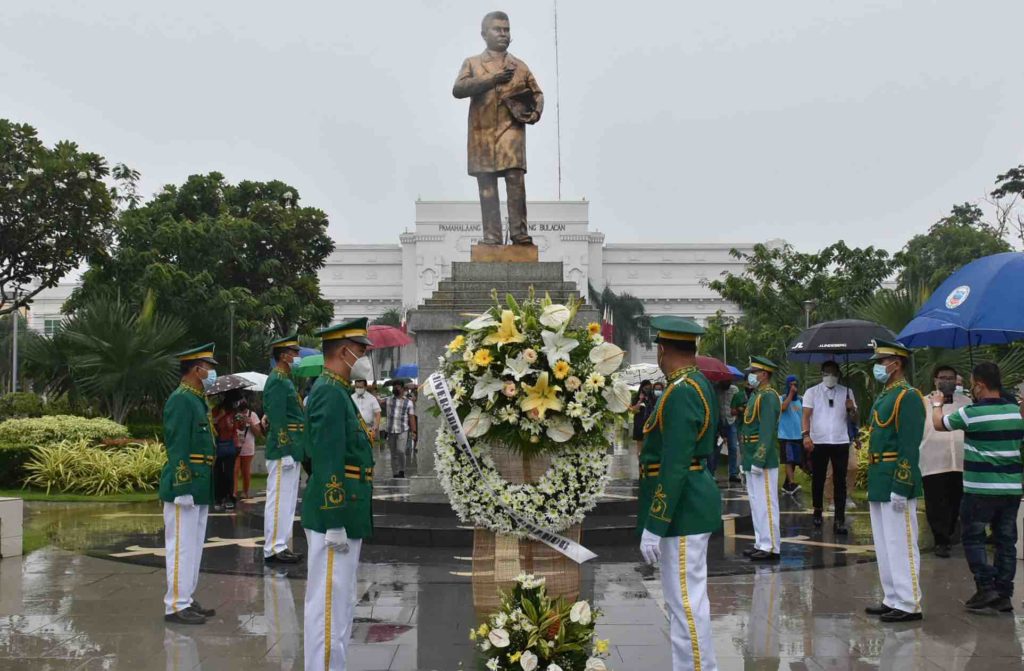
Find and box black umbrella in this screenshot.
[204,373,256,396]
[788,319,896,363]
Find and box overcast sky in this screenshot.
[4,1,1023,252]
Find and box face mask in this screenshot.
[872,363,890,383]
[747,373,759,387]
[822,375,838,389]
[205,368,217,383]
[937,380,956,396]
[292,356,302,367]
[955,385,964,395]
[349,355,373,382]
[654,390,663,398]
[355,388,365,397]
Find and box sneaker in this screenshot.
[934,544,951,558]
[728,476,743,485]
[225,500,236,511]
[846,499,857,511]
[789,482,802,494]
[989,596,1013,614]
[965,588,1000,611]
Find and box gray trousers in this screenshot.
[386,431,407,476]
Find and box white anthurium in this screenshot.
[541,329,579,363]
[585,659,607,671]
[463,407,493,439]
[519,650,538,671]
[488,628,510,648]
[502,353,537,381]
[545,416,575,443]
[546,664,563,671]
[472,371,505,403]
[539,303,571,329]
[569,600,592,625]
[602,380,632,413]
[465,313,498,331]
[589,341,625,375]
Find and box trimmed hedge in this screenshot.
[0,415,131,488]
[0,392,44,420]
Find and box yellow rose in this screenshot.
[552,360,571,380]
[473,349,494,367]
[595,638,610,654]
[587,322,601,335]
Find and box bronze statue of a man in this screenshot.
[453,11,543,246]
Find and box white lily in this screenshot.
[465,313,498,331]
[589,341,625,375]
[539,303,571,329]
[602,380,633,413]
[545,416,575,443]
[541,329,579,363]
[472,371,505,403]
[502,353,537,381]
[464,407,493,439]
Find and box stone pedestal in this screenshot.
[470,243,538,263]
[407,261,598,494]
[0,497,23,558]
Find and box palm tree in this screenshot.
[588,283,651,352]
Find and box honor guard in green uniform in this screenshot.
[740,356,782,561]
[302,318,375,671]
[864,339,925,623]
[637,316,722,671]
[263,332,307,565]
[160,344,218,625]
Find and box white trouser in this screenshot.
[265,572,301,669]
[869,500,922,613]
[748,468,780,553]
[659,533,717,671]
[746,566,779,658]
[264,458,301,557]
[304,530,363,671]
[163,502,209,615]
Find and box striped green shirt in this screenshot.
[944,399,1024,496]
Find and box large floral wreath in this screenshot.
[430,292,628,535]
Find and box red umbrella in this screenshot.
[696,355,732,383]
[367,324,413,350]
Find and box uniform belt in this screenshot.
[286,424,304,431]
[640,459,703,479]
[344,465,373,483]
[869,452,899,465]
[189,454,214,466]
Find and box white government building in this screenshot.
[27,200,758,365]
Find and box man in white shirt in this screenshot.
[351,379,381,444]
[801,361,858,535]
[919,365,970,558]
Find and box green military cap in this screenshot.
[315,317,373,346]
[175,343,218,365]
[870,338,912,360]
[650,315,705,343]
[748,355,778,373]
[270,332,301,352]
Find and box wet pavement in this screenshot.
[4,463,1024,669]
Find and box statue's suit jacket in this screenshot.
[453,50,543,176]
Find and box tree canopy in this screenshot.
[0,119,133,316]
[69,172,335,371]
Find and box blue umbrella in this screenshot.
[268,347,321,371]
[727,365,744,380]
[393,363,419,378]
[898,252,1024,349]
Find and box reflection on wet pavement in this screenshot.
[4,490,1021,669]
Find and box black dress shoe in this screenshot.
[865,604,893,616]
[813,515,823,528]
[188,601,216,617]
[265,551,300,565]
[934,544,951,558]
[880,608,923,623]
[164,609,206,625]
[749,550,780,561]
[278,549,304,561]
[742,546,758,557]
[833,521,848,536]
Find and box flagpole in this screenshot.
[553,0,563,200]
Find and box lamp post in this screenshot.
[721,316,732,364]
[229,300,236,373]
[10,295,18,394]
[802,299,817,329]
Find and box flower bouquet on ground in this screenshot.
[431,291,630,537]
[470,573,612,671]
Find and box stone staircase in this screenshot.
[418,261,587,313]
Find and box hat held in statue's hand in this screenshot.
[501,88,538,124]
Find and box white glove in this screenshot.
[639,529,661,566]
[750,466,764,476]
[325,527,350,554]
[890,492,908,513]
[174,495,194,508]
[281,455,296,470]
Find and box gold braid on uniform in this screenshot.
[323,369,351,387]
[682,378,711,441]
[872,381,912,430]
[743,391,762,425]
[643,366,698,434]
[179,382,204,399]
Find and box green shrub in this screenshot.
[23,439,167,495]
[127,423,165,441]
[0,392,44,420]
[0,415,129,449]
[0,444,35,488]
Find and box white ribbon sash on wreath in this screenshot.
[427,372,598,564]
